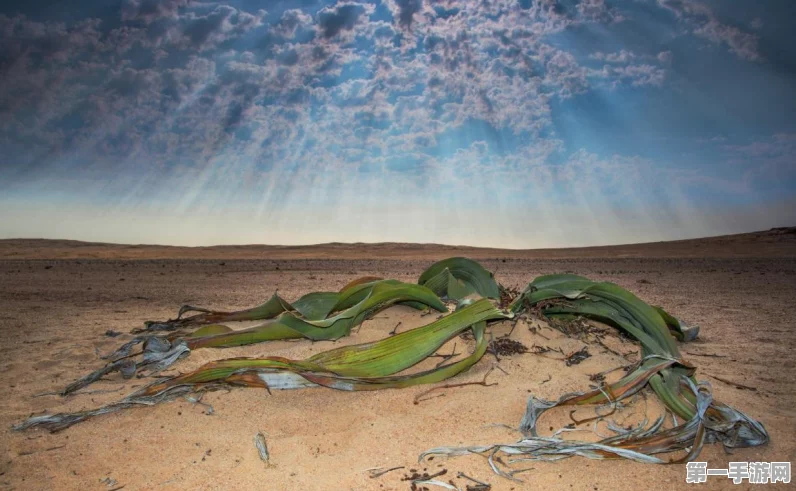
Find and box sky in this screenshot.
[0,0,794,248]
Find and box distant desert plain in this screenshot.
[0,228,794,490]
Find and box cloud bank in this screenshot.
[0,0,794,247]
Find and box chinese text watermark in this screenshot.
[686,462,790,484]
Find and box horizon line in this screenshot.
[2,226,793,252]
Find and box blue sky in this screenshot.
[0,0,794,248]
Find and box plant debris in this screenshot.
[547,315,594,338]
[708,374,757,391]
[99,477,118,488]
[528,344,565,360]
[403,469,447,491]
[458,472,491,490]
[367,465,404,478]
[488,338,527,356]
[421,272,768,479]
[254,432,270,464]
[564,347,591,366]
[414,365,500,405]
[498,285,520,309]
[589,372,605,383]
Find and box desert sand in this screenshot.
[0,228,794,490]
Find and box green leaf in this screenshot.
[419,257,500,299]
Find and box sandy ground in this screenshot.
[0,230,795,490]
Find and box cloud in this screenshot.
[724,133,796,182]
[656,0,761,61]
[692,18,759,61]
[0,0,672,177]
[0,0,790,249]
[121,0,192,25]
[384,0,427,30]
[181,6,266,51]
[657,50,672,63]
[577,0,624,23]
[273,9,313,39]
[591,49,635,63]
[543,48,590,97]
[587,50,669,87]
[599,63,666,87]
[316,2,373,40]
[0,14,103,63]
